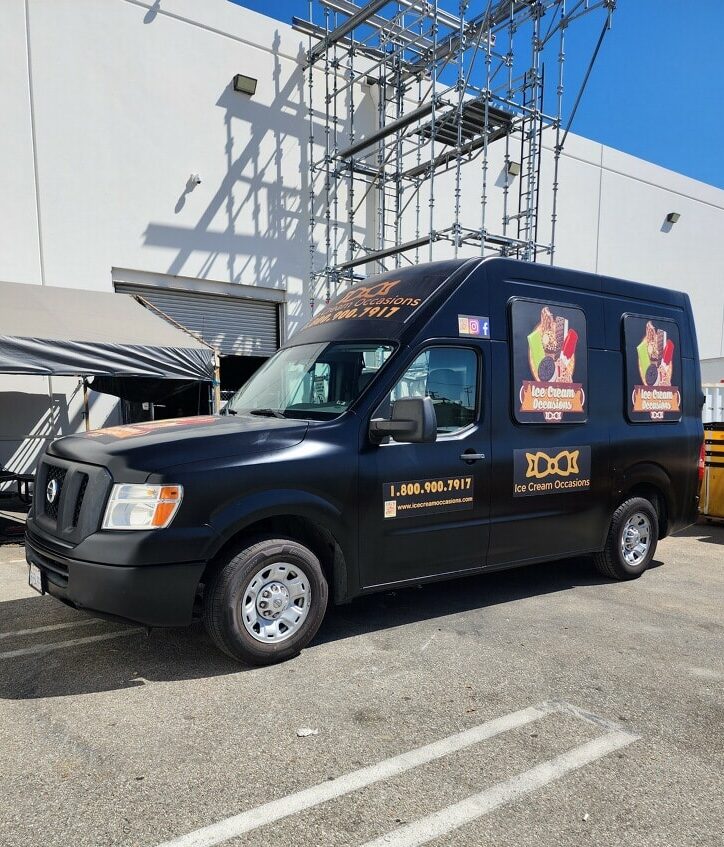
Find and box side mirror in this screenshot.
[369,396,437,444]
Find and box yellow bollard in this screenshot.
[701,424,724,520]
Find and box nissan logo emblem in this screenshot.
[46,478,59,505]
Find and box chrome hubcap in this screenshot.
[621,512,652,567]
[242,562,310,644]
[257,581,290,620]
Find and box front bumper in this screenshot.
[25,532,205,627]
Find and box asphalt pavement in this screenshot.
[0,521,722,847]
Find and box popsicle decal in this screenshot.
[625,316,681,421]
[511,300,588,423]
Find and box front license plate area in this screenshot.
[28,563,45,595]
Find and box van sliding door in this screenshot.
[487,293,611,566]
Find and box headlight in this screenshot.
[102,484,183,530]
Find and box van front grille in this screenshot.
[34,458,112,545]
[72,474,89,527]
[44,466,66,520]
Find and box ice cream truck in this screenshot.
[26,258,703,665]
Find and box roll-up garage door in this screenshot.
[114,285,279,357]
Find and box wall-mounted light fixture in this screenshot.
[507,161,521,177]
[666,212,681,224]
[233,74,257,96]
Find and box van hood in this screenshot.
[47,415,308,476]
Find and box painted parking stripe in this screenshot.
[0,618,100,640]
[154,703,555,847]
[0,627,143,659]
[358,729,638,847]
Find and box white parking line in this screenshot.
[0,627,144,659]
[0,618,100,640]
[155,703,554,847]
[358,729,637,847]
[154,702,638,847]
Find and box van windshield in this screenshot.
[226,342,395,420]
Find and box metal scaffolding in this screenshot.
[295,0,615,303]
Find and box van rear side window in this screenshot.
[623,315,682,423]
[509,298,588,424]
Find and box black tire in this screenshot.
[203,537,328,665]
[594,496,659,580]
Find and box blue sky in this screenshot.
[232,1,723,189]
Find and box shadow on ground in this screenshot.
[0,554,621,700]
[673,520,724,545]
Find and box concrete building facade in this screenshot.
[1,0,723,473]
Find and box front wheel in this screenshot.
[594,496,659,580]
[203,538,328,665]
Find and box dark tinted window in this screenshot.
[510,298,588,424]
[623,315,682,422]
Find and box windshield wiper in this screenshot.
[248,408,286,419]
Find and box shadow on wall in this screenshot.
[143,0,161,24]
[0,389,115,476]
[0,392,59,477]
[142,30,325,338]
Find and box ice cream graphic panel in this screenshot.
[626,315,682,422]
[513,299,587,423]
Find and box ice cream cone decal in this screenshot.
[628,317,681,421]
[520,305,585,421]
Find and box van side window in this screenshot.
[622,315,682,423]
[510,298,588,424]
[387,347,478,434]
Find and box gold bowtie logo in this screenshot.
[525,449,580,479]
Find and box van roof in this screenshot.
[290,257,690,347]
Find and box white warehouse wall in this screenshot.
[5,0,310,309]
[1,0,723,475]
[1,0,316,473]
[403,132,724,366]
[595,147,724,363]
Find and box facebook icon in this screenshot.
[458,315,490,338]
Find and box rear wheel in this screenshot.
[594,496,659,580]
[203,538,328,665]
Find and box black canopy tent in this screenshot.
[0,280,215,430]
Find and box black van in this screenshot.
[25,258,703,665]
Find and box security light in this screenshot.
[666,212,680,224]
[233,74,257,96]
[507,161,521,177]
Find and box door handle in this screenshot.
[460,450,485,463]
